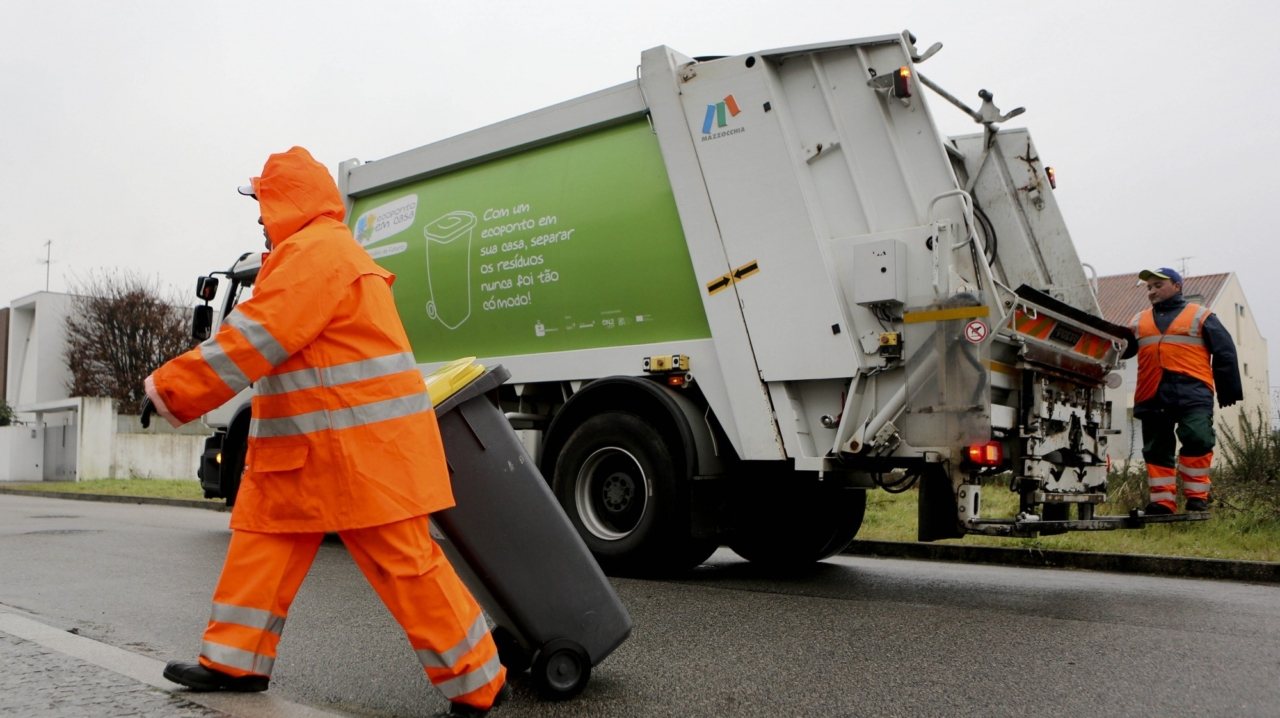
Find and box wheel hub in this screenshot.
[575,447,649,541]
[601,472,634,512]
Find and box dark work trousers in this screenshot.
[1140,409,1215,509]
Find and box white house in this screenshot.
[1,291,207,482]
[1096,272,1271,469]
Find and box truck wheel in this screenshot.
[729,481,866,568]
[552,412,713,575]
[221,438,246,507]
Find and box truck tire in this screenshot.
[551,412,714,575]
[728,479,866,568]
[221,437,246,507]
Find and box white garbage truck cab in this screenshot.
[192,31,1198,574]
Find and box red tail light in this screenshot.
[967,441,1003,466]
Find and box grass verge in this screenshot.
[1,478,216,502]
[859,487,1280,563]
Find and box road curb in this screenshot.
[843,539,1280,584]
[5,487,1275,583]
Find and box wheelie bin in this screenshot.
[424,358,632,700]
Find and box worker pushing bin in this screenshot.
[424,358,632,700]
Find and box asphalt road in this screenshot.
[2,493,1279,717]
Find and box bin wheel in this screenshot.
[531,639,590,700]
[491,625,530,673]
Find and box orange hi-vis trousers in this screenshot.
[197,516,506,710]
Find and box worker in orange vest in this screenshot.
[1129,267,1241,515]
[142,147,507,717]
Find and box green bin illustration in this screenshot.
[424,211,476,329]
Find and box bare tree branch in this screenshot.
[63,270,193,413]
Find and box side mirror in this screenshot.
[192,304,214,342]
[196,276,220,302]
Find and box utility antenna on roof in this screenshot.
[1177,256,1192,278]
[38,239,53,291]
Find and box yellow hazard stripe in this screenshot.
[988,360,1018,376]
[902,305,990,324]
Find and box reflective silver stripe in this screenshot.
[201,640,275,676]
[1177,464,1212,477]
[1149,491,1176,502]
[1158,334,1205,347]
[434,653,503,700]
[258,352,417,397]
[1188,305,1209,337]
[200,340,251,393]
[210,602,285,636]
[258,369,322,396]
[250,391,430,438]
[416,614,489,670]
[226,312,289,367]
[325,352,417,387]
[1182,480,1211,492]
[1148,478,1175,488]
[1138,336,1162,347]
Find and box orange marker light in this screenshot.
[1046,166,1057,189]
[894,66,912,98]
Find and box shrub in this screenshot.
[1214,408,1280,518]
[1104,463,1148,510]
[0,399,13,427]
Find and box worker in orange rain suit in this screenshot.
[1129,267,1242,516]
[142,146,507,717]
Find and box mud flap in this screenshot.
[917,468,964,541]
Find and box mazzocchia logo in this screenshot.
[701,94,745,140]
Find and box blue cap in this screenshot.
[1139,267,1183,286]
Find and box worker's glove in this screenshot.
[140,398,156,429]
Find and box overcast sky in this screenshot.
[4,0,1278,393]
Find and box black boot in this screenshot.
[1184,497,1210,513]
[1142,502,1174,516]
[163,660,269,692]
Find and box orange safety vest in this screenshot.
[1130,303,1214,405]
[150,147,453,532]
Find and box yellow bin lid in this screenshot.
[424,357,486,406]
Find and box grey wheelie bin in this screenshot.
[425,360,632,700]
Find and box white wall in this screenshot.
[0,396,206,481]
[0,425,44,481]
[6,292,73,409]
[112,433,203,480]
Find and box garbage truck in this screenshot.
[192,30,1191,574]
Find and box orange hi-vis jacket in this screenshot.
[149,147,453,533]
[1130,303,1215,405]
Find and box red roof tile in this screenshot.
[1095,272,1231,325]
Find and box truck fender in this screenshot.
[540,376,722,481]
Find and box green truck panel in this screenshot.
[348,120,712,362]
